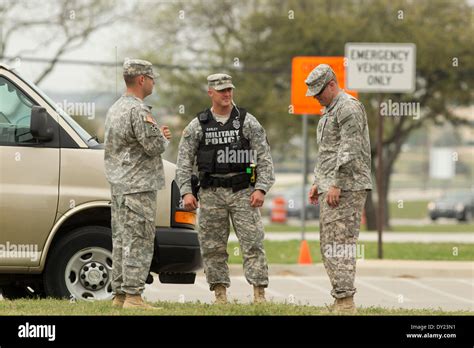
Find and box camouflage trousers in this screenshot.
[319,190,367,299]
[111,191,157,295]
[198,186,269,291]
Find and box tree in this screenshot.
[142,0,473,228]
[238,0,473,228]
[0,0,129,85]
[138,0,300,159]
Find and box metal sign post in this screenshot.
[376,100,384,259]
[301,114,308,241]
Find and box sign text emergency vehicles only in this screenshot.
[345,43,416,92]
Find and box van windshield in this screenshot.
[16,73,99,146]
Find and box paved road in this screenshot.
[145,262,474,311]
[2,276,470,312]
[230,231,474,243]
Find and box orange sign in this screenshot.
[291,56,358,115]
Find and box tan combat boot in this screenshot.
[253,286,266,304]
[112,294,126,308]
[214,284,227,304]
[333,296,357,314]
[123,294,161,310]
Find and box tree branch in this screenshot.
[34,15,118,85]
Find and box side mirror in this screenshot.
[30,106,53,142]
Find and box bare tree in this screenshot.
[0,0,132,85]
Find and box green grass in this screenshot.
[228,241,474,264]
[0,298,471,315]
[263,223,474,233]
[389,200,429,219]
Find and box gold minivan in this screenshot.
[0,63,201,300]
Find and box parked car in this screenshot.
[269,185,320,220]
[428,191,474,222]
[0,63,202,300]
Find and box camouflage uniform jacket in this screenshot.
[176,106,275,196]
[104,94,169,195]
[314,91,372,193]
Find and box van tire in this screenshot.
[43,226,113,300]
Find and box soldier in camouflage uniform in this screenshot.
[104,59,171,309]
[306,64,372,313]
[176,73,275,304]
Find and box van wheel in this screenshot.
[43,226,113,301]
[1,284,45,300]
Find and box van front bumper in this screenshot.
[150,227,202,274]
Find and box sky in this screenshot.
[9,24,128,93]
[2,0,143,93]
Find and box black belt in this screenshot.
[201,173,252,192]
[208,176,234,188]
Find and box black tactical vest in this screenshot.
[196,106,251,174]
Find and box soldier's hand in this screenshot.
[308,185,319,205]
[160,125,172,140]
[183,193,198,211]
[326,186,341,207]
[250,190,265,208]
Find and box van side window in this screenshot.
[0,77,36,144]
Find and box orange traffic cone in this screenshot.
[298,239,313,264]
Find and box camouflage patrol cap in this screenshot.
[305,64,336,96]
[123,58,159,79]
[207,73,235,90]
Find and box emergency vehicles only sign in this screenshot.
[345,43,416,93]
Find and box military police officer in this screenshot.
[176,73,275,304]
[306,64,372,313]
[104,59,171,309]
